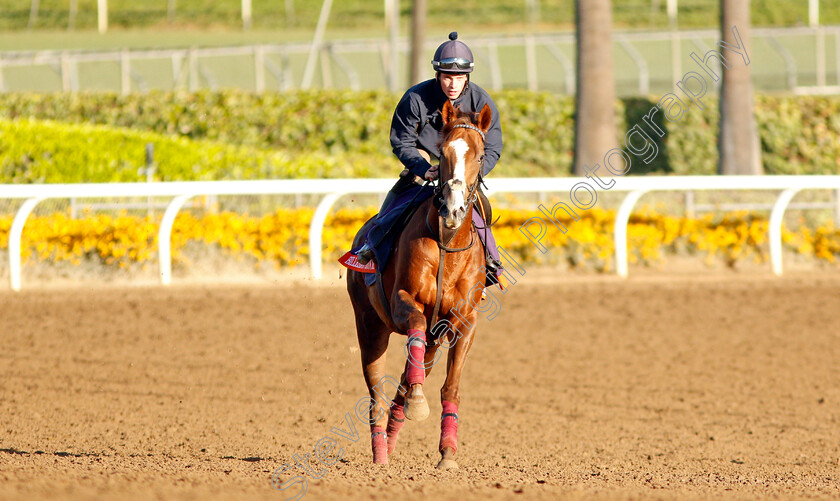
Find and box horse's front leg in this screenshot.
[436,318,477,470]
[392,290,431,421]
[386,342,439,456]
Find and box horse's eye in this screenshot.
[477,155,485,163]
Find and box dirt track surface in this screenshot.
[1,272,839,500]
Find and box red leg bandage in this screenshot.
[386,403,405,455]
[405,329,426,386]
[371,426,388,464]
[439,400,459,453]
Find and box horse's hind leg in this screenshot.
[353,309,393,464]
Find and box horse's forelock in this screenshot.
[442,110,479,139]
[437,108,483,163]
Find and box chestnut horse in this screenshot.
[346,100,492,469]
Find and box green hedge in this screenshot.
[0,118,391,183]
[0,90,393,154]
[2,91,840,181]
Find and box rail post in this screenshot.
[120,49,130,95]
[769,188,799,276]
[9,197,44,292]
[309,193,345,280]
[615,190,648,278]
[309,192,344,280]
[254,45,265,93]
[158,194,193,286]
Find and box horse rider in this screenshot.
[356,31,504,282]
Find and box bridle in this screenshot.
[451,123,485,140]
[425,121,487,334]
[433,123,485,217]
[373,118,490,336]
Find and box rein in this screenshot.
[427,199,477,334]
[424,212,476,253]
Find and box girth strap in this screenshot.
[376,266,392,327]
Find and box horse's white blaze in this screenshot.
[449,138,469,186]
[445,138,469,221]
[445,178,465,217]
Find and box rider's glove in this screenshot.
[424,164,440,181]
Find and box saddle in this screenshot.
[339,185,502,290]
[338,184,433,286]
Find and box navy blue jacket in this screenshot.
[389,78,503,179]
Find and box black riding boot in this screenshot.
[476,188,502,287]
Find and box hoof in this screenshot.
[403,386,429,421]
[404,395,429,421]
[436,458,459,470]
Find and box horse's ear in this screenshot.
[477,103,492,133]
[441,100,457,125]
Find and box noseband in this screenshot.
[434,177,480,212]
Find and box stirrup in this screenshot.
[484,255,502,287]
[485,254,501,274]
[356,242,374,265]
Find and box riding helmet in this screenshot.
[431,32,474,74]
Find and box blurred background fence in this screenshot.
[4,0,839,32]
[2,26,839,96]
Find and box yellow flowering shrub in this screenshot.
[0,208,838,271]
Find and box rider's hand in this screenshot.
[424,164,440,181]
